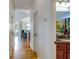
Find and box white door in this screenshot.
[33,11,39,53]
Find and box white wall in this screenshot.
[56,11,70,20]
[9,0,15,49]
[20,17,30,30]
[20,20,26,30]
[30,0,56,59]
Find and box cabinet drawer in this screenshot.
[67,44,70,50]
[56,44,66,50]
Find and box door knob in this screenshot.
[34,34,37,36]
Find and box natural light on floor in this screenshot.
[14,36,18,50]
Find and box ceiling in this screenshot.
[15,9,31,21]
[14,0,33,10]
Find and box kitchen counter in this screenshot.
[55,39,70,43]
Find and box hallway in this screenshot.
[10,39,37,59]
[10,0,56,59]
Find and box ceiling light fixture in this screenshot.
[58,0,62,4]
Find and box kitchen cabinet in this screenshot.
[56,49,66,59]
[67,50,70,59]
[56,42,70,59]
[67,44,70,59]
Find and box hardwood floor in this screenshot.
[10,39,37,59]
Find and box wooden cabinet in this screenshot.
[56,43,70,59]
[67,43,70,59]
[67,50,70,59]
[57,50,66,59]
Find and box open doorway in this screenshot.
[14,10,31,49]
[20,16,31,42]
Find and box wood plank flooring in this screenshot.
[10,39,37,59]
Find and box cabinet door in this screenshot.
[67,43,70,59]
[56,50,66,59]
[67,50,70,59]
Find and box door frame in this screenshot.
[33,10,39,55]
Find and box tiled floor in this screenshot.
[11,39,37,59]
